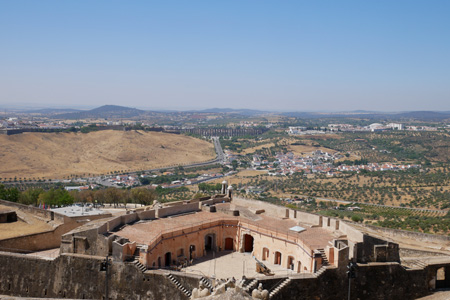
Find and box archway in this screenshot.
[287,256,295,270]
[436,267,450,289]
[205,234,215,252]
[244,234,254,252]
[189,245,196,260]
[262,248,269,261]
[224,238,234,251]
[165,252,171,267]
[274,251,282,265]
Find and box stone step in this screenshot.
[133,259,147,273]
[244,279,258,293]
[269,278,291,299]
[167,274,192,297]
[317,248,329,266]
[200,277,213,291]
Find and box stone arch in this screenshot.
[274,251,282,265]
[204,233,216,252]
[262,247,270,261]
[164,252,171,267]
[436,267,450,289]
[189,245,196,260]
[287,256,295,270]
[243,234,254,253]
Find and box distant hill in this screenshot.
[187,108,269,116]
[24,108,82,115]
[52,105,147,119]
[393,111,450,120]
[0,130,215,179]
[282,111,450,121]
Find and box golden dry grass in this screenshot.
[0,130,215,179]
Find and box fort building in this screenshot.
[1,181,450,299]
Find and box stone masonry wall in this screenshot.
[0,251,436,300]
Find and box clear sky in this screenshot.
[1,1,449,111]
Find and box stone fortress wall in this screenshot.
[1,191,450,299]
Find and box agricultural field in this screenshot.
[316,131,450,163]
[303,202,450,235]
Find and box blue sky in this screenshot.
[1,1,449,111]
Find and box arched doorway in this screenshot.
[224,238,234,251]
[165,252,171,267]
[436,267,450,288]
[262,248,269,261]
[287,256,295,270]
[205,234,216,252]
[274,251,282,265]
[189,245,196,260]
[243,234,254,252]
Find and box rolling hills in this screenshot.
[0,130,215,180]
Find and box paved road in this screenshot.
[93,137,226,186]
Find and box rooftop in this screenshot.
[51,205,108,217]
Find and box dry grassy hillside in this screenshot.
[0,130,215,179]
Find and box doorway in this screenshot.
[165,252,171,267]
[225,238,234,251]
[244,234,254,252]
[262,248,269,261]
[287,256,295,270]
[274,251,282,265]
[205,234,215,252]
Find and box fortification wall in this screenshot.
[0,199,64,223]
[232,197,289,219]
[0,219,82,252]
[0,252,435,300]
[137,209,156,220]
[0,252,194,300]
[157,203,200,218]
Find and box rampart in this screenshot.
[0,251,443,300]
[0,199,111,253]
[2,195,450,299]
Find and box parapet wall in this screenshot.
[0,251,437,300]
[157,202,200,218]
[233,197,323,225]
[0,199,64,223]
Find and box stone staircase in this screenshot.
[317,248,329,266]
[314,265,327,277]
[166,273,192,298]
[269,278,291,299]
[200,277,214,292]
[243,278,258,294]
[133,258,147,273]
